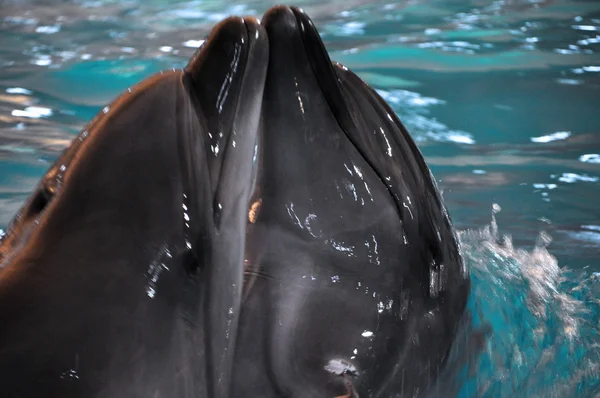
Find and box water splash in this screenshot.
[455,207,600,397]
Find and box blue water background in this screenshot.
[1,0,599,396]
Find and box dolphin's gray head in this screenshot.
[0,16,267,397]
[0,5,470,398]
[231,5,470,397]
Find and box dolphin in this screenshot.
[0,16,268,397]
[231,6,470,398]
[0,5,470,398]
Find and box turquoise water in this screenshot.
[1,0,599,396]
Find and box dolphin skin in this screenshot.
[0,15,268,397]
[0,5,470,398]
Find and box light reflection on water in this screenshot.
[0,0,599,396]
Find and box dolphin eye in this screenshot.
[28,185,54,216]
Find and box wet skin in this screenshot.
[0,5,469,398]
[0,15,268,397]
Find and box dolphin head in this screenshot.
[232,6,470,397]
[0,6,470,397]
[0,16,267,397]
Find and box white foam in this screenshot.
[531,131,571,143]
[11,106,53,119]
[579,154,600,164]
[183,39,205,48]
[557,173,599,183]
[6,87,32,95]
[35,25,60,34]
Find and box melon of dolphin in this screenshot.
[0,5,470,398]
